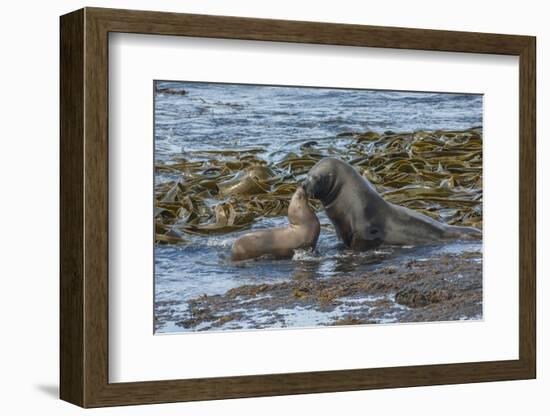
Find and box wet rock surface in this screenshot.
[155,251,482,332]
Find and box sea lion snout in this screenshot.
[294,184,306,198]
[302,175,322,199]
[301,178,311,197]
[288,186,311,221]
[303,158,340,200]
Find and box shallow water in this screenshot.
[155,210,482,333]
[154,82,482,169]
[154,81,483,333]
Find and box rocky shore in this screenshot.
[155,250,482,332]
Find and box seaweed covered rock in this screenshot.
[394,287,454,308]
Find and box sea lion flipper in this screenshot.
[350,225,383,250]
[444,225,482,240]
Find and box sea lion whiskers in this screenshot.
[303,164,339,206]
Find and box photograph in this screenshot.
[153,81,483,333]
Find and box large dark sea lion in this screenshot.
[231,186,320,261]
[303,157,481,250]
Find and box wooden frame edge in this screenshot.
[60,8,85,407]
[518,36,536,378]
[60,7,537,408]
[88,360,533,408]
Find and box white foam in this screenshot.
[204,237,234,248]
[292,249,319,261]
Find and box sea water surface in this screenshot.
[154,81,483,333]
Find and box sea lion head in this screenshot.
[288,186,316,225]
[302,157,342,203]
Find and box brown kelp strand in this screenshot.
[154,128,482,244]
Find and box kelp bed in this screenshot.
[155,127,482,243]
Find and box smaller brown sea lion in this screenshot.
[231,187,320,261]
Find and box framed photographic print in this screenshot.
[60,7,536,408]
